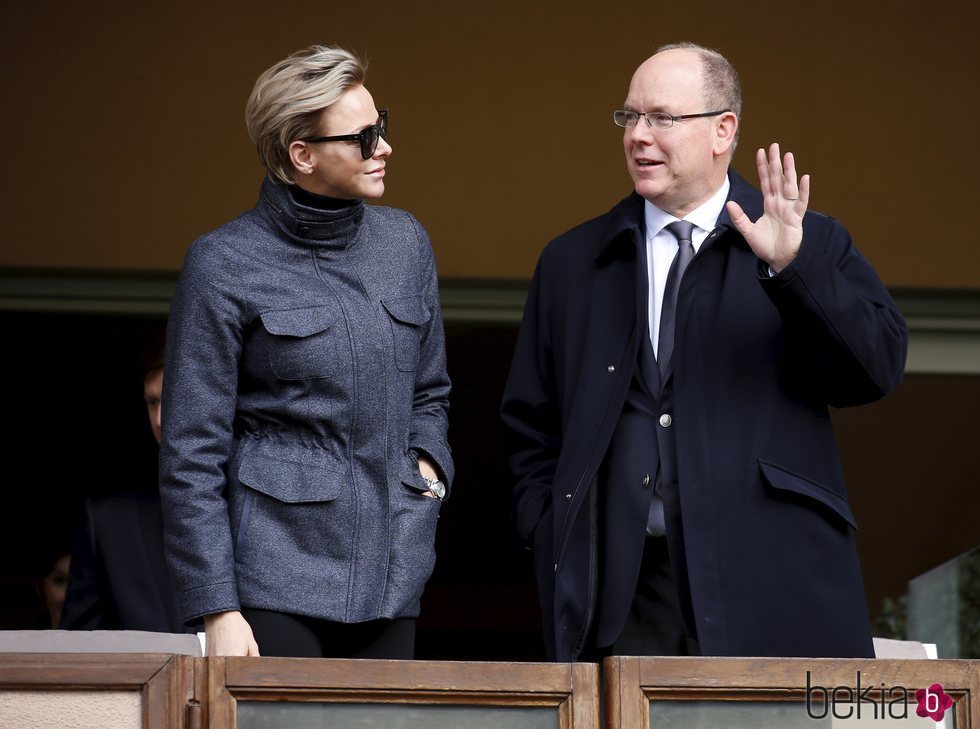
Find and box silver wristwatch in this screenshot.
[422,475,446,500]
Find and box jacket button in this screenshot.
[642,474,650,488]
[659,413,672,428]
[607,365,615,372]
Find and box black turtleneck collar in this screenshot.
[259,177,366,249]
[288,185,362,211]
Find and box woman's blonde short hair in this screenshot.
[246,45,367,185]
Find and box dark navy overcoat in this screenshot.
[501,171,908,661]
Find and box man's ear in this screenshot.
[713,112,738,157]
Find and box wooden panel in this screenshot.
[604,657,979,729]
[0,653,199,729]
[0,653,176,687]
[212,658,598,729]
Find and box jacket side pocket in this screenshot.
[759,459,857,529]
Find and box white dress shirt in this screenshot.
[641,178,729,536]
[643,177,730,356]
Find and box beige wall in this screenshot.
[2,0,978,287]
[0,691,140,729]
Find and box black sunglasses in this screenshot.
[302,109,388,159]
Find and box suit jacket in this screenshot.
[60,488,188,632]
[500,170,909,661]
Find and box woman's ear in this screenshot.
[288,140,315,176]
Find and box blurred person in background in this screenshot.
[61,331,190,633]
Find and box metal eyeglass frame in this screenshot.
[613,108,731,129]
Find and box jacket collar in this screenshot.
[593,168,763,261]
[716,168,763,230]
[593,192,644,262]
[258,176,365,248]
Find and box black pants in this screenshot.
[604,535,700,657]
[242,608,416,659]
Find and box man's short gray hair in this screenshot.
[656,41,741,151]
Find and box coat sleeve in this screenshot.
[500,256,562,546]
[406,215,454,491]
[760,215,909,407]
[159,238,247,623]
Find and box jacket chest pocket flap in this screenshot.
[259,305,341,381]
[382,296,426,372]
[759,459,857,529]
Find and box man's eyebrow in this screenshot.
[622,104,668,113]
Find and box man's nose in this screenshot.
[628,118,655,145]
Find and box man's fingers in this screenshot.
[768,142,783,178]
[725,200,752,237]
[798,173,811,209]
[768,143,784,198]
[759,143,809,204]
[782,151,799,199]
[755,147,771,196]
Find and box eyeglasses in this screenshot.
[613,108,731,130]
[302,109,389,159]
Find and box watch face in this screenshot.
[431,481,446,499]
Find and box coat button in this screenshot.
[607,365,615,372]
[642,474,650,488]
[659,413,672,428]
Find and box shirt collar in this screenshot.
[643,176,731,243]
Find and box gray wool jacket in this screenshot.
[159,177,453,625]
